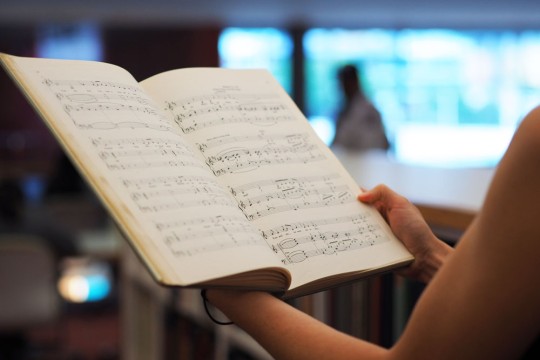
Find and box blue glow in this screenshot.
[85,274,111,302]
[219,28,293,93]
[304,28,540,167]
[37,23,103,61]
[58,259,112,303]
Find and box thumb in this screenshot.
[357,184,388,204]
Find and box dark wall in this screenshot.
[0,26,58,177]
[0,25,220,179]
[103,26,220,81]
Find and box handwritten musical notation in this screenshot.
[164,93,294,134]
[41,76,174,131]
[229,174,355,220]
[260,214,388,265]
[153,214,262,257]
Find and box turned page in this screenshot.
[1,55,284,287]
[142,68,413,291]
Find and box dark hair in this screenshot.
[338,64,359,82]
[338,64,365,99]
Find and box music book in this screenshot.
[0,53,413,298]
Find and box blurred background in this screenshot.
[1,0,539,359]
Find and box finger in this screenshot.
[357,184,389,204]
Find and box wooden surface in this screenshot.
[334,149,494,233]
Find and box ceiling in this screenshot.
[1,0,540,29]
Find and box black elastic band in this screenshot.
[201,289,234,325]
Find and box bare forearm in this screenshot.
[206,290,387,360]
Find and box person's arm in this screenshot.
[206,186,452,359]
[206,183,441,359]
[206,290,386,359]
[208,106,540,359]
[392,106,540,359]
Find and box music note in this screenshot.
[230,174,354,220]
[258,214,388,265]
[164,93,293,134]
[155,214,263,257]
[41,76,174,131]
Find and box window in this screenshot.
[304,29,540,167]
[218,28,293,94]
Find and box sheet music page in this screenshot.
[4,56,283,286]
[142,68,412,290]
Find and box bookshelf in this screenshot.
[120,240,273,359]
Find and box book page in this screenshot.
[142,68,413,291]
[1,55,286,288]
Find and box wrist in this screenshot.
[205,289,266,312]
[416,238,453,283]
[205,290,275,326]
[201,289,234,325]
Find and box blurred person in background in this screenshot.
[332,64,389,152]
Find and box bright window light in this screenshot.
[395,124,514,167]
[309,116,335,146]
[219,28,293,93]
[304,28,540,167]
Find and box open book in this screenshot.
[0,53,413,299]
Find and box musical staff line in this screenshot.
[260,214,389,265]
[89,136,205,172]
[164,93,294,134]
[36,73,268,258]
[230,174,354,220]
[41,75,174,131]
[122,174,236,214]
[153,214,263,257]
[202,133,325,176]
